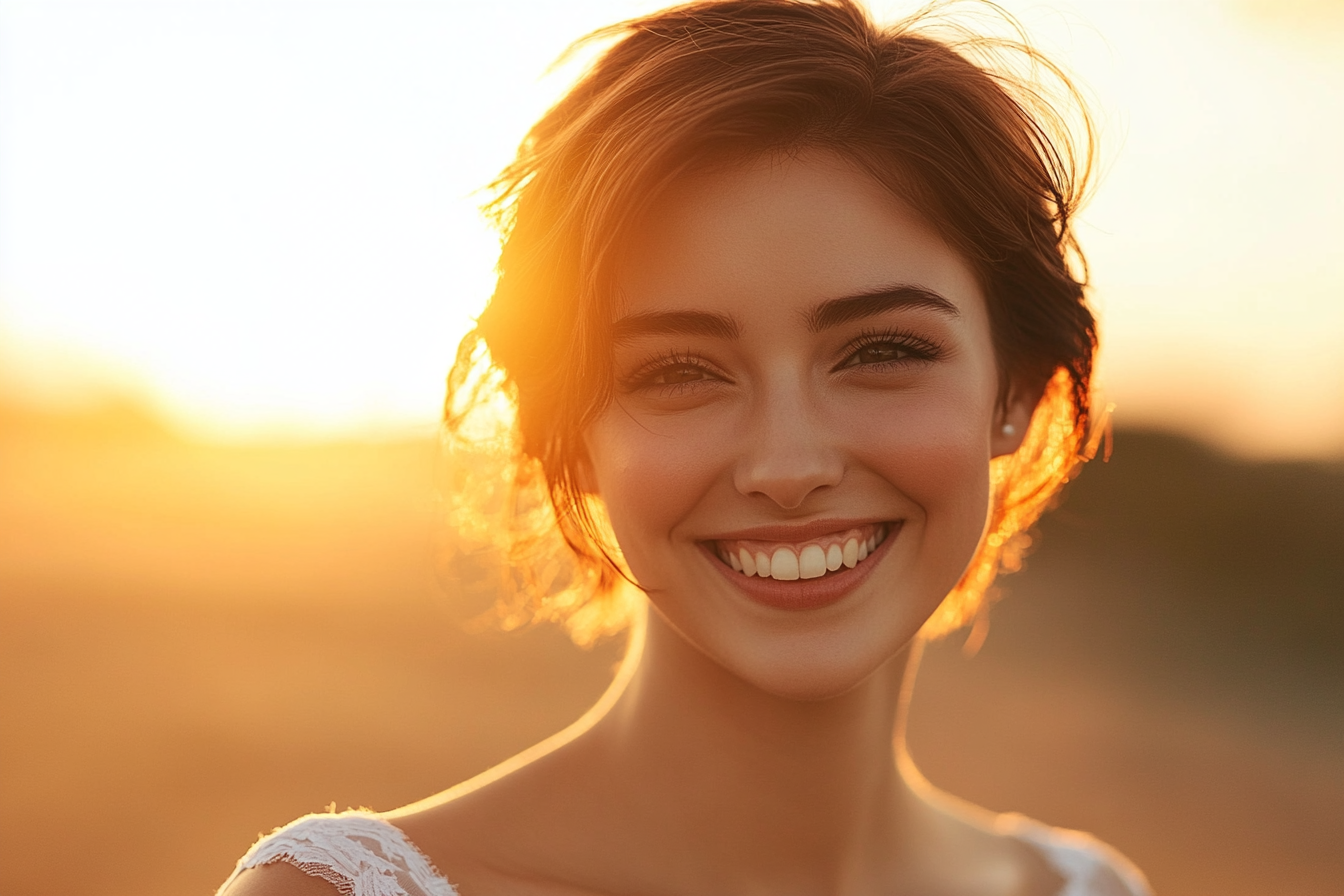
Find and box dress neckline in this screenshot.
[225,809,1146,896]
[371,810,1114,896]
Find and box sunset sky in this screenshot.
[1,0,1341,457]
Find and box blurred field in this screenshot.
[1,402,1340,896]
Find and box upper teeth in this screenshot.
[715,525,887,581]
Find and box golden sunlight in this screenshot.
[1,0,1340,455]
[3,7,1341,896]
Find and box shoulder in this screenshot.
[216,812,459,896]
[995,813,1152,896]
[218,860,343,896]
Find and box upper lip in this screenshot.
[700,517,892,544]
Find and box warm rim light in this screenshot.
[0,0,1340,456]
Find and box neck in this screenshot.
[587,610,927,894]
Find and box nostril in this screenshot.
[734,457,844,506]
[731,402,845,508]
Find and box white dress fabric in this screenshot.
[217,814,454,896]
[218,810,1151,896]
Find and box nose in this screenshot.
[732,386,844,510]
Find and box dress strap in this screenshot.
[217,812,457,896]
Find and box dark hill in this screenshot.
[990,428,1344,729]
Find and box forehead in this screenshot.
[611,150,985,321]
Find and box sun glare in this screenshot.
[0,0,1341,455]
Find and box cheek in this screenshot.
[842,384,995,559]
[585,412,726,561]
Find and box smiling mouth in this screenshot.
[709,523,890,582]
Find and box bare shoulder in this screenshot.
[992,812,1151,896]
[387,741,609,896]
[218,861,344,896]
[907,796,1063,896]
[907,786,1149,896]
[387,775,556,891]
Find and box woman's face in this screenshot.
[584,151,1027,700]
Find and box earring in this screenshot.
[1001,423,1016,436]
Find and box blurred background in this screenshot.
[0,1,1340,894]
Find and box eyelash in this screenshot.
[620,328,944,394]
[837,327,944,370]
[620,349,726,395]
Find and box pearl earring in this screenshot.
[1001,423,1016,436]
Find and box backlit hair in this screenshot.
[441,0,1104,646]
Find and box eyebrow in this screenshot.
[609,284,958,343]
[610,309,741,343]
[805,285,960,331]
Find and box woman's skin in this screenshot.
[228,152,1063,896]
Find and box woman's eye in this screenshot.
[620,357,723,394]
[841,341,921,368]
[854,343,909,365]
[651,364,710,385]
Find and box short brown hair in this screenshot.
[445,0,1103,644]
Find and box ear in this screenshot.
[990,377,1044,458]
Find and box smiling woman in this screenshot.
[585,153,1016,701]
[217,2,1144,895]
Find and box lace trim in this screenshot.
[218,812,458,896]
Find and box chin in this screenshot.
[740,652,908,703]
[672,596,935,704]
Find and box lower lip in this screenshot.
[702,523,901,611]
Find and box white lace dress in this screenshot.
[217,810,1151,896]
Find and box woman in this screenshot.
[219,1,1148,894]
